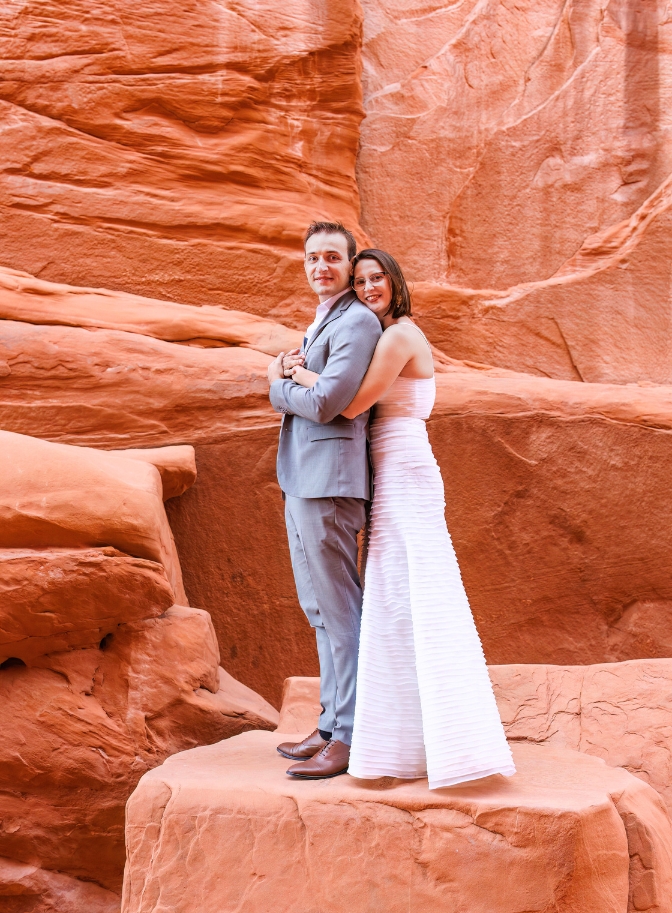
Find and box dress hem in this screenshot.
[349,764,517,789]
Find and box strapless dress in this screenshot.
[348,374,515,789]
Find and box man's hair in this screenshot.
[351,248,412,318]
[304,221,357,260]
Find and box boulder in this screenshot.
[0,430,186,603]
[0,434,279,909]
[0,548,173,663]
[0,607,278,896]
[121,731,672,913]
[281,660,672,820]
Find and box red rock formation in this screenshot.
[6,271,672,699]
[413,182,672,384]
[122,730,672,913]
[0,266,302,356]
[0,305,316,703]
[0,0,365,325]
[2,3,672,908]
[0,432,278,911]
[359,0,669,288]
[0,429,187,601]
[282,661,672,821]
[0,548,173,663]
[264,669,672,913]
[359,2,672,386]
[429,367,672,667]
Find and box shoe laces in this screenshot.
[317,739,336,757]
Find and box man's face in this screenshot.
[304,232,352,301]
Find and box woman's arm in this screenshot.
[290,365,319,388]
[340,327,415,419]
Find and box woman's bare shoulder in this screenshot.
[382,321,426,348]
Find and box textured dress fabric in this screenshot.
[349,373,516,789]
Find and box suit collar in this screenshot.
[305,289,358,353]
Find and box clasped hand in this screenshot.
[267,347,306,384]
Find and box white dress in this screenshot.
[349,365,516,790]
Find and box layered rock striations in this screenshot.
[0,272,317,704]
[0,432,278,912]
[359,1,672,386]
[6,268,672,698]
[0,0,365,324]
[359,0,672,288]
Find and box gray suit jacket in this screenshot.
[270,290,382,499]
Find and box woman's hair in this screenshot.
[351,248,412,318]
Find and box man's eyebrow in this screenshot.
[306,248,343,255]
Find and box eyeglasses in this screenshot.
[352,271,388,290]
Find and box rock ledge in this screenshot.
[122,731,672,913]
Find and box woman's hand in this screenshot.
[291,365,319,388]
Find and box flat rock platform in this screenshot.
[121,730,672,913]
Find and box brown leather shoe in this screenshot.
[276,729,328,761]
[286,739,350,779]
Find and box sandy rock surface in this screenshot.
[428,369,672,667]
[0,856,120,913]
[0,265,303,356]
[280,661,672,827]
[122,730,672,913]
[0,320,276,449]
[0,429,186,602]
[491,659,672,818]
[107,446,197,501]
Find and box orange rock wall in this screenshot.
[0,0,364,325]
[359,0,672,287]
[4,4,672,908]
[360,2,672,385]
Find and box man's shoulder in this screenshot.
[337,297,382,333]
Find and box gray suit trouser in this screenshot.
[285,495,366,746]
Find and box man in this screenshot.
[267,221,382,779]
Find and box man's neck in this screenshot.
[317,287,350,305]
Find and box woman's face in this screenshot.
[352,258,392,320]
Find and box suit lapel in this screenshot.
[304,290,357,354]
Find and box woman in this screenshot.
[290,249,515,789]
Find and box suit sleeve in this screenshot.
[269,309,382,423]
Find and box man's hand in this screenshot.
[282,347,305,377]
[267,352,285,385]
